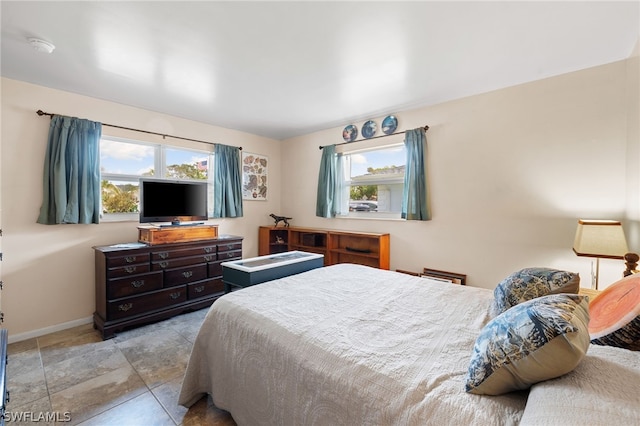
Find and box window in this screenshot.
[339,141,406,219]
[100,137,213,220]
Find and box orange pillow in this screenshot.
[589,274,640,351]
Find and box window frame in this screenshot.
[99,136,214,222]
[336,136,406,220]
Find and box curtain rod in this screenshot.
[36,110,242,150]
[318,125,429,150]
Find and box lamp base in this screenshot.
[592,258,601,290]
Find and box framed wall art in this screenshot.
[242,152,268,200]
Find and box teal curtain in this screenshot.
[315,145,343,218]
[402,127,431,221]
[37,115,102,224]
[213,144,243,218]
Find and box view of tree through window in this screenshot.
[350,184,377,202]
[100,138,212,216]
[345,145,406,215]
[101,181,140,214]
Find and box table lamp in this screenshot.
[572,219,628,289]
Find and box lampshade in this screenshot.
[573,220,628,259]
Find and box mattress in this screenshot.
[179,264,527,425]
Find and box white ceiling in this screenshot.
[2,1,639,140]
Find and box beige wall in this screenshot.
[1,78,282,340]
[2,56,637,341]
[625,39,640,249]
[282,59,635,290]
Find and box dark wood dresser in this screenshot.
[93,235,242,339]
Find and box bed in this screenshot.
[179,263,640,425]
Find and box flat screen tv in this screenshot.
[139,178,208,225]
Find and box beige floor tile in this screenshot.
[7,338,38,356]
[6,361,49,407]
[44,342,130,394]
[37,323,98,349]
[164,309,208,342]
[4,396,55,426]
[49,365,147,425]
[39,330,105,367]
[5,307,236,426]
[76,392,175,426]
[180,395,236,426]
[111,321,167,344]
[150,376,188,424]
[8,348,42,378]
[116,329,192,389]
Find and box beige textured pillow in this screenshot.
[466,293,590,395]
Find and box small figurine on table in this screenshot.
[270,213,292,227]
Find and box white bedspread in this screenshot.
[520,344,640,425]
[179,264,527,425]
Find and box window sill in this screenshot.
[337,213,405,222]
[100,213,139,223]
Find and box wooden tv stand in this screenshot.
[137,224,218,245]
[93,235,242,339]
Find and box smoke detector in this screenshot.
[28,38,55,53]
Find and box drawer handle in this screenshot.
[182,271,193,278]
[131,280,144,288]
[124,256,136,263]
[204,247,213,253]
[170,292,181,300]
[158,252,169,259]
[159,261,169,268]
[124,266,137,273]
[118,303,133,312]
[204,255,214,261]
[194,285,205,293]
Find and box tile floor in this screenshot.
[7,308,236,425]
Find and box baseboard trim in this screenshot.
[8,316,94,344]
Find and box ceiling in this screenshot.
[2,1,639,141]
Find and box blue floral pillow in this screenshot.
[465,293,590,395]
[492,267,580,316]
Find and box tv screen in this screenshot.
[139,178,208,225]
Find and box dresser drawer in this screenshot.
[107,271,163,299]
[217,242,242,253]
[217,249,242,261]
[107,263,151,279]
[164,263,208,286]
[107,252,150,268]
[152,254,216,271]
[108,286,187,320]
[208,259,225,277]
[187,278,224,299]
[151,245,217,261]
